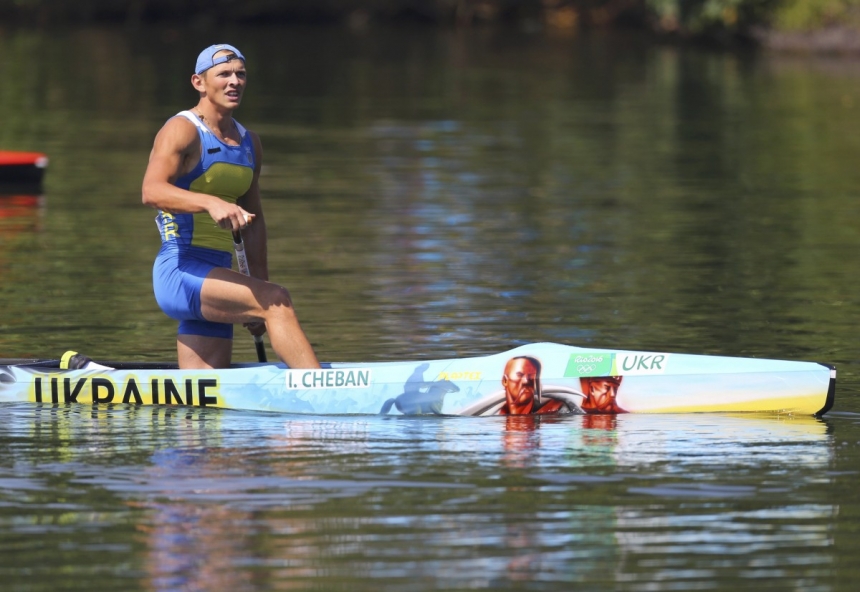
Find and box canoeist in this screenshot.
[142,44,320,370]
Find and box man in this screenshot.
[142,44,319,370]
[498,356,565,415]
[579,376,625,413]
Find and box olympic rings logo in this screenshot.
[577,364,596,374]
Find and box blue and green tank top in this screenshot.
[155,110,255,254]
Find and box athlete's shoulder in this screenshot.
[246,128,262,147]
[164,111,203,134]
[244,128,263,164]
[153,112,201,151]
[232,119,258,142]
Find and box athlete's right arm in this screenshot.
[141,117,253,231]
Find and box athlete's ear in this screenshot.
[191,73,206,93]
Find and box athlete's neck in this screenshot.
[192,104,237,141]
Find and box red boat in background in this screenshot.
[0,150,49,185]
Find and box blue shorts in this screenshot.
[153,244,234,339]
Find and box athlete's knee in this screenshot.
[257,283,294,311]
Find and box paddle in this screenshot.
[232,229,268,363]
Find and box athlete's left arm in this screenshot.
[239,131,269,282]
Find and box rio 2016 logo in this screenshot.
[564,353,670,377]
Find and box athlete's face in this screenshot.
[194,51,246,108]
[502,358,539,413]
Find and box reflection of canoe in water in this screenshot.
[0,343,835,416]
[0,150,48,186]
[546,413,833,470]
[0,194,43,231]
[0,194,45,266]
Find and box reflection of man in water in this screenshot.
[580,376,625,413]
[499,356,565,415]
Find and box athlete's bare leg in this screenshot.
[188,266,320,370]
[178,335,233,369]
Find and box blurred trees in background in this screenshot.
[1,0,858,43]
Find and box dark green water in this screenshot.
[1,23,860,590]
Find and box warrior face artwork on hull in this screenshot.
[449,355,625,417]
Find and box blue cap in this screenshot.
[195,44,245,75]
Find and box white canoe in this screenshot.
[0,343,835,416]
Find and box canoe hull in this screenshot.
[0,343,835,416]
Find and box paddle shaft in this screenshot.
[232,230,267,363]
